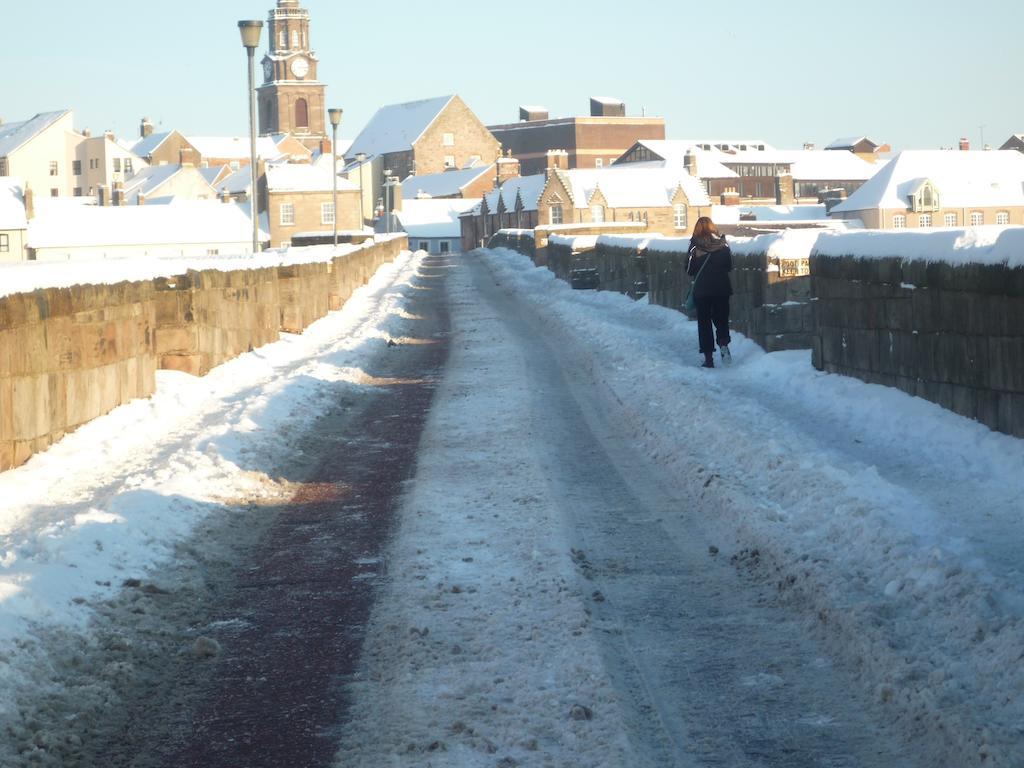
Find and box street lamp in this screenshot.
[355,152,367,231]
[383,168,392,234]
[328,107,343,248]
[238,19,263,254]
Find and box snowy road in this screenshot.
[2,245,1022,766]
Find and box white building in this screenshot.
[393,198,480,254]
[0,178,28,262]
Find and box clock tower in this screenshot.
[257,0,327,149]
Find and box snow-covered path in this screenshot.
[2,244,1022,766]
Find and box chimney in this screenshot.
[959,137,970,151]
[82,128,92,138]
[219,187,231,203]
[803,142,815,151]
[24,184,34,219]
[137,190,146,206]
[112,180,124,206]
[545,149,568,178]
[104,130,114,141]
[590,97,625,117]
[775,171,796,205]
[684,149,698,177]
[519,106,549,122]
[497,154,521,185]
[720,188,740,206]
[141,117,154,138]
[98,184,110,206]
[391,179,403,214]
[179,147,195,166]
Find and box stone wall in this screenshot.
[0,282,156,471]
[812,254,1024,437]
[0,237,407,471]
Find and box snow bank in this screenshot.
[549,234,598,249]
[812,225,1024,266]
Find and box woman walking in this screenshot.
[686,217,733,368]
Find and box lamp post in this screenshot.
[383,168,392,234]
[238,19,263,254]
[328,108,343,247]
[355,152,367,231]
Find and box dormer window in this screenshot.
[909,179,940,213]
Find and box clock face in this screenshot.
[290,57,309,79]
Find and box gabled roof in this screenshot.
[397,198,480,238]
[401,166,494,199]
[218,166,256,195]
[131,130,176,158]
[265,162,357,193]
[558,165,712,209]
[120,164,217,205]
[0,178,27,229]
[186,135,285,161]
[0,111,70,158]
[345,95,455,158]
[826,136,880,151]
[831,150,1024,213]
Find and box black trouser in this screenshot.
[694,295,731,355]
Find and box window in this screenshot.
[893,215,906,229]
[0,158,7,176]
[418,241,430,252]
[674,203,688,230]
[280,202,295,225]
[943,213,957,227]
[595,158,603,168]
[292,30,299,48]
[442,132,455,147]
[113,158,121,173]
[279,30,286,49]
[229,160,241,171]
[90,158,99,170]
[996,211,1009,225]
[206,249,220,256]
[0,234,8,252]
[439,241,450,254]
[970,211,984,226]
[50,188,59,197]
[295,98,309,129]
[125,159,133,176]
[49,161,59,176]
[443,155,456,169]
[321,201,335,225]
[910,180,940,212]
[550,204,563,225]
[72,160,82,176]
[918,214,932,228]
[591,205,605,223]
[73,188,82,197]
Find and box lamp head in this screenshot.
[238,20,264,50]
[328,108,344,128]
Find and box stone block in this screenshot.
[987,337,1024,392]
[160,354,204,377]
[910,289,943,333]
[878,330,917,378]
[976,390,1001,432]
[155,326,198,356]
[47,372,66,437]
[11,374,48,442]
[0,377,12,440]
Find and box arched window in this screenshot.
[292,30,299,48]
[279,30,286,49]
[295,98,309,129]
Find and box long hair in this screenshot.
[692,216,719,240]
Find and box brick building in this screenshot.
[829,150,1024,229]
[263,162,360,248]
[488,98,666,175]
[345,94,500,218]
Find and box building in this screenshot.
[186,134,303,169]
[263,162,360,248]
[0,110,84,198]
[393,198,480,254]
[132,129,201,168]
[76,131,146,197]
[118,164,218,205]
[0,178,28,262]
[345,95,500,218]
[26,198,268,260]
[258,0,328,150]
[825,136,891,163]
[488,98,666,175]
[400,164,497,200]
[999,134,1024,153]
[828,150,1024,229]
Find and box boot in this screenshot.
[720,345,731,364]
[701,352,714,368]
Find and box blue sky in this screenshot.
[2,0,1021,151]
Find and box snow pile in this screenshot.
[812,225,1024,266]
[549,234,598,249]
[478,246,1024,766]
[0,250,419,731]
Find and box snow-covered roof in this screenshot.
[217,167,255,195]
[560,165,712,209]
[401,166,493,199]
[591,96,624,106]
[264,162,357,193]
[825,136,881,151]
[676,138,775,152]
[345,95,455,158]
[397,198,480,238]
[131,131,175,158]
[788,150,877,181]
[485,174,548,214]
[618,140,738,179]
[831,150,1024,213]
[198,166,227,186]
[27,198,269,248]
[0,111,69,158]
[186,135,285,161]
[121,164,186,202]
[0,178,27,229]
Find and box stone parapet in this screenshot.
[812,254,1024,437]
[0,237,408,472]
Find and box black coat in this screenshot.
[686,235,733,298]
